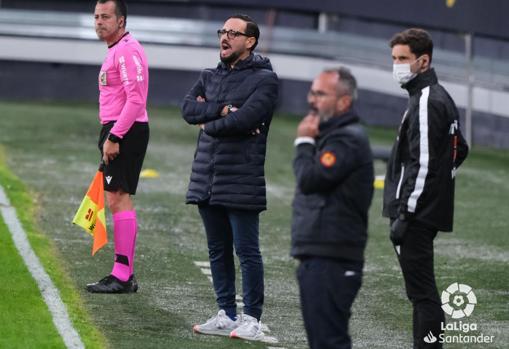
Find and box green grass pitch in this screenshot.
[0,101,507,348]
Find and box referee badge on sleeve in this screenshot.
[99,71,107,86]
[320,151,336,168]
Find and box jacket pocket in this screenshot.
[244,139,262,163]
[244,142,253,163]
[292,194,326,241]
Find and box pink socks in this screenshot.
[111,210,137,282]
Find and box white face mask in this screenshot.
[392,63,417,85]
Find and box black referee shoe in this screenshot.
[86,274,138,294]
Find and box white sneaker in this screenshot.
[229,313,265,341]
[193,310,238,337]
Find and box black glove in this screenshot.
[390,217,409,245]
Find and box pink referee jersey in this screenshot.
[98,32,149,138]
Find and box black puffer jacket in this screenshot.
[181,54,279,211]
[291,112,374,262]
[383,69,469,231]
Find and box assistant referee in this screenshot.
[86,0,149,293]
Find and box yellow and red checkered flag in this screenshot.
[72,167,108,255]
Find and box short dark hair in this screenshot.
[390,28,433,62]
[228,14,260,52]
[97,0,128,27]
[324,67,358,101]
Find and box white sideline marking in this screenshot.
[194,261,284,347]
[193,261,210,268]
[0,184,84,349]
[195,261,245,308]
[200,268,212,276]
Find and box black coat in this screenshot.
[181,54,279,211]
[291,111,374,262]
[383,69,469,231]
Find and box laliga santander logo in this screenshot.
[424,331,437,344]
[441,282,477,319]
[430,283,495,345]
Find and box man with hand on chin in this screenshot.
[181,14,278,342]
[383,28,468,348]
[291,67,374,349]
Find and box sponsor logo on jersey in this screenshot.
[119,56,128,82]
[132,55,144,82]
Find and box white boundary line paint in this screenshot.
[0,184,85,349]
[1,35,509,119]
[194,261,245,308]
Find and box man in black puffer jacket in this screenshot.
[291,67,374,349]
[181,14,278,342]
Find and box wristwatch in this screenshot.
[108,133,121,143]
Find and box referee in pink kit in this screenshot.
[86,0,149,293]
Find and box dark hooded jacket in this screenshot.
[181,54,279,211]
[291,111,374,262]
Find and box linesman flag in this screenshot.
[72,166,108,255]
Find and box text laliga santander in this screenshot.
[439,322,495,344]
[441,321,477,333]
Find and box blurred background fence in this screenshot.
[1,0,509,148]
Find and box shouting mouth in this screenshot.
[220,41,232,57]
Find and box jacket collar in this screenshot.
[318,110,360,136]
[218,53,253,71]
[217,53,273,72]
[402,68,438,95]
[108,32,130,49]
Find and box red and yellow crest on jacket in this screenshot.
[320,151,336,168]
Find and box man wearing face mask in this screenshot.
[181,14,278,342]
[291,67,374,349]
[383,28,469,348]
